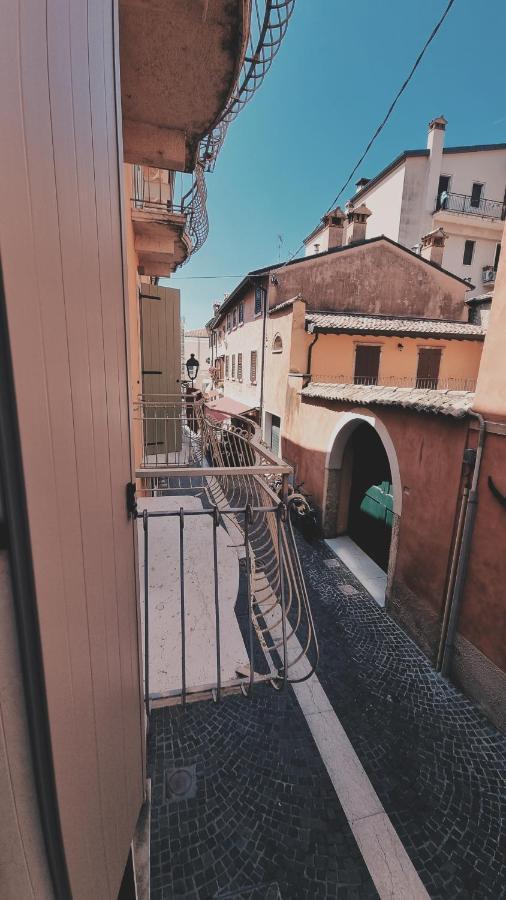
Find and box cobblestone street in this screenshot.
[148,536,506,899]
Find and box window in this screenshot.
[227,313,231,332]
[250,350,257,384]
[232,308,237,328]
[225,355,229,378]
[254,286,264,316]
[272,334,283,353]
[238,301,244,324]
[237,353,243,381]
[416,348,442,389]
[494,242,501,271]
[231,354,236,379]
[354,345,381,385]
[463,240,475,266]
[470,182,483,209]
[269,414,281,457]
[436,175,451,210]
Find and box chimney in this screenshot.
[355,177,370,194]
[303,207,346,255]
[344,203,372,244]
[213,302,220,315]
[420,227,447,267]
[424,115,447,228]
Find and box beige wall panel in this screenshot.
[0,2,143,898]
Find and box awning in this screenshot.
[206,396,257,422]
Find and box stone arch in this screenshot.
[322,410,402,601]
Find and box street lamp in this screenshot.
[185,353,199,387]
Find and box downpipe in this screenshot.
[440,411,485,677]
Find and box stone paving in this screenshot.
[295,536,506,900]
[149,689,377,899]
[148,534,506,899]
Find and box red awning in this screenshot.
[206,397,257,422]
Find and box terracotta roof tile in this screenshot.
[302,382,474,418]
[306,312,484,340]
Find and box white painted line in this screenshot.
[325,535,387,607]
[291,670,429,899]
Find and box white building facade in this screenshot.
[306,118,506,299]
[183,327,212,391]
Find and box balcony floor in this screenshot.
[147,534,506,899]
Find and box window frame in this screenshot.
[250,350,257,384]
[254,286,264,317]
[231,354,236,380]
[225,355,229,378]
[238,301,244,324]
[463,239,475,266]
[470,182,484,209]
[232,307,237,329]
[237,352,242,381]
[227,313,232,332]
[353,342,382,385]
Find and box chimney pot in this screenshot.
[420,227,447,267]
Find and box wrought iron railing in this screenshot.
[130,165,208,256]
[435,191,506,220]
[199,0,296,173]
[311,374,477,391]
[133,394,318,711]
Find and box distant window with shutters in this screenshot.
[354,345,381,385]
[239,302,244,324]
[470,182,483,209]
[231,354,236,379]
[225,355,229,378]
[237,353,243,381]
[232,308,237,328]
[463,240,475,266]
[250,350,257,383]
[227,313,232,331]
[416,348,442,389]
[494,242,501,271]
[254,286,264,316]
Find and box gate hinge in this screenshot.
[126,482,138,519]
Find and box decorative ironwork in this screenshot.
[311,374,477,392]
[133,393,318,710]
[436,191,506,220]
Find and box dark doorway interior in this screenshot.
[347,424,393,571]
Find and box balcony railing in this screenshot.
[311,374,477,391]
[435,192,506,220]
[132,394,318,711]
[131,165,209,258]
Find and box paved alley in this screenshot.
[148,536,506,899]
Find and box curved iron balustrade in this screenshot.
[135,394,318,708]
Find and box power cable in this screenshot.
[283,0,457,266]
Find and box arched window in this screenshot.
[272,333,283,353]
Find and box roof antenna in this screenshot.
[277,234,284,262]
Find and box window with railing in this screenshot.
[237,353,243,381]
[354,345,381,385]
[250,351,257,384]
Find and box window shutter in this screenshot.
[250,351,257,383]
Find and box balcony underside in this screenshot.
[132,209,191,275]
[120,0,249,171]
[433,210,504,240]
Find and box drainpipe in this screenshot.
[305,327,319,385]
[440,411,485,677]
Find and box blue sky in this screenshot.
[166,0,506,329]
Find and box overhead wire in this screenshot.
[282,0,457,267]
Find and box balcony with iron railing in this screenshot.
[434,191,506,221]
[131,392,318,713]
[311,373,477,391]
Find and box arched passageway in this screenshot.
[346,423,393,571]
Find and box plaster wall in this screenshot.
[309,332,482,388]
[355,163,406,242]
[439,147,506,204]
[217,286,264,408]
[268,240,467,321]
[474,224,506,417]
[441,232,501,300]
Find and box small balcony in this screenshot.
[131,393,318,711]
[435,191,506,221]
[130,165,207,275]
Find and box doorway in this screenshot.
[347,423,393,571]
